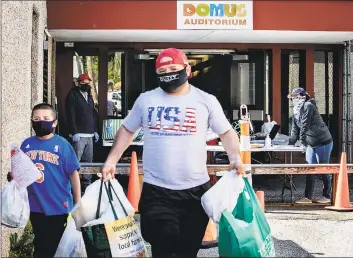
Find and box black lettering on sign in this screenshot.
[118,241,131,250]
[112,220,135,232]
[131,236,143,246]
[119,230,139,241]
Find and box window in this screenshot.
[107,51,123,118]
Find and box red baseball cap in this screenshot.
[156,48,189,69]
[77,73,92,82]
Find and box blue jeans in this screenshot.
[73,137,94,194]
[305,142,333,199]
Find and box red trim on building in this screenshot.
[47,1,177,30]
[253,1,353,32]
[48,1,353,31]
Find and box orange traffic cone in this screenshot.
[256,191,265,211]
[127,151,141,212]
[201,220,218,248]
[326,152,353,211]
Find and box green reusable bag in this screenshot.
[218,178,276,257]
[81,180,128,258]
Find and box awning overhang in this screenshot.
[49,29,353,44]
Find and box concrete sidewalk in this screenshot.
[139,206,353,257]
[132,174,353,257]
[197,206,353,257]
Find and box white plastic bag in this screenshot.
[1,181,30,228]
[201,170,245,223]
[54,217,87,257]
[71,179,135,229]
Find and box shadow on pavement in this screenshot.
[267,210,318,216]
[273,237,315,257]
[197,237,317,257]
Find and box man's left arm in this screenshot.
[208,96,244,175]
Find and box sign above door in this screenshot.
[177,1,253,30]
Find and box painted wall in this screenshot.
[47,1,353,31]
[1,1,47,256]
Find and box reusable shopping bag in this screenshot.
[218,177,276,257]
[81,180,148,258]
[71,178,135,229]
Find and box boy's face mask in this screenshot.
[32,120,56,137]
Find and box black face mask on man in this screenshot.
[32,120,56,137]
[157,67,188,93]
[79,83,90,92]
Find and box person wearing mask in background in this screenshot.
[107,100,118,117]
[65,73,99,194]
[107,80,118,117]
[101,48,245,258]
[108,79,114,91]
[288,88,333,204]
[261,114,277,135]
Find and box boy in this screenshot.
[9,103,81,258]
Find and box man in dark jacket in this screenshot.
[288,88,333,204]
[65,73,99,193]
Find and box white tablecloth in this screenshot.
[206,145,304,152]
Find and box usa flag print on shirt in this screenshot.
[147,106,197,136]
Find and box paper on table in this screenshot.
[10,143,42,188]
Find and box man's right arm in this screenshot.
[102,95,143,180]
[104,126,136,165]
[65,92,79,135]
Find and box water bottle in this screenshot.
[265,134,271,147]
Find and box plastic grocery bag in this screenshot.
[201,170,245,223]
[1,181,30,228]
[72,178,135,229]
[54,216,87,257]
[219,177,276,257]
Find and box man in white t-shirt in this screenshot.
[102,48,244,258]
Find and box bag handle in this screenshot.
[95,179,104,219]
[107,181,128,217]
[95,180,119,220]
[104,181,119,220]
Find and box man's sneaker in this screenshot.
[295,197,312,204]
[316,197,331,204]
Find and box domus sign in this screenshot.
[177,1,253,30]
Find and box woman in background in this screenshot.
[288,88,333,204]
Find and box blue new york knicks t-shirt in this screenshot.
[20,134,80,216]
